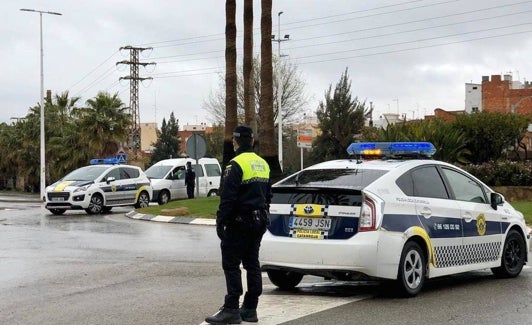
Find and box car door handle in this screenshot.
[463,212,473,222]
[419,207,432,217]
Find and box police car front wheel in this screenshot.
[86,194,104,215]
[491,229,526,278]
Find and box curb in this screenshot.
[125,210,216,226]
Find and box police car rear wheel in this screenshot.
[49,208,66,215]
[158,190,170,205]
[491,229,526,278]
[86,194,103,215]
[266,270,303,290]
[208,189,218,197]
[396,241,425,297]
[135,191,150,208]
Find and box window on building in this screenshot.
[472,107,479,113]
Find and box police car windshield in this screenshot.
[276,168,388,190]
[145,165,173,179]
[62,165,110,181]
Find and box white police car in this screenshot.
[260,142,531,296]
[45,158,152,215]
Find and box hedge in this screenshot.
[460,161,532,187]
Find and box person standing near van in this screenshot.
[185,161,195,199]
[205,125,271,325]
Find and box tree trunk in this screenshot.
[223,0,238,169]
[243,0,256,132]
[260,0,282,180]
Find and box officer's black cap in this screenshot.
[233,125,253,139]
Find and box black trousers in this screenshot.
[221,222,264,309]
[186,186,194,199]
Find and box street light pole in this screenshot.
[20,8,62,200]
[272,11,289,171]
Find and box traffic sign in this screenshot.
[297,129,315,148]
[186,134,207,159]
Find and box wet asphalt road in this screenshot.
[1,197,532,324]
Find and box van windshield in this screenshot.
[145,165,172,179]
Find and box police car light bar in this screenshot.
[90,158,119,165]
[347,142,436,158]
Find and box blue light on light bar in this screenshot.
[347,142,436,157]
[90,158,119,165]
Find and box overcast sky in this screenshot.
[3,0,532,128]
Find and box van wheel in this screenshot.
[158,190,170,205]
[207,189,218,197]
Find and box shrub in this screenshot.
[460,161,532,186]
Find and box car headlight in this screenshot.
[73,186,89,193]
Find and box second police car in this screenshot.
[45,158,152,215]
[260,142,531,296]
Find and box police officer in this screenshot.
[205,125,272,325]
[185,161,195,199]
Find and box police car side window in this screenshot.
[410,166,449,199]
[104,168,120,181]
[441,167,486,203]
[396,173,414,196]
[120,167,139,180]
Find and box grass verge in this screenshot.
[137,196,219,219]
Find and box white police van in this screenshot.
[260,142,531,296]
[144,157,221,204]
[45,158,152,215]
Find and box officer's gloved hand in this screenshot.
[216,220,226,240]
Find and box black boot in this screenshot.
[205,307,242,324]
[239,308,258,322]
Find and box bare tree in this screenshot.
[223,0,238,168]
[204,57,308,126]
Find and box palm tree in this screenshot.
[75,91,130,158]
[260,0,282,179]
[243,0,256,135]
[222,0,238,169]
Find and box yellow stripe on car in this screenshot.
[135,185,148,201]
[54,181,75,192]
[408,226,436,268]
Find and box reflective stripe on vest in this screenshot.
[231,152,270,184]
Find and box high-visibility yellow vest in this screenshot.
[231,152,270,184]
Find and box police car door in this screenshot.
[440,167,503,267]
[406,166,464,271]
[101,167,121,205]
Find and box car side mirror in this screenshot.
[106,176,116,184]
[490,192,504,210]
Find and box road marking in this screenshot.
[200,272,370,325]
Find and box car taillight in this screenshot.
[359,196,377,231]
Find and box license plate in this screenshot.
[294,229,323,239]
[51,197,64,201]
[289,217,331,230]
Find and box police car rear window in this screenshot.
[276,168,388,190]
[272,188,362,206]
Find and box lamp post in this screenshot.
[20,8,62,200]
[272,11,289,171]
